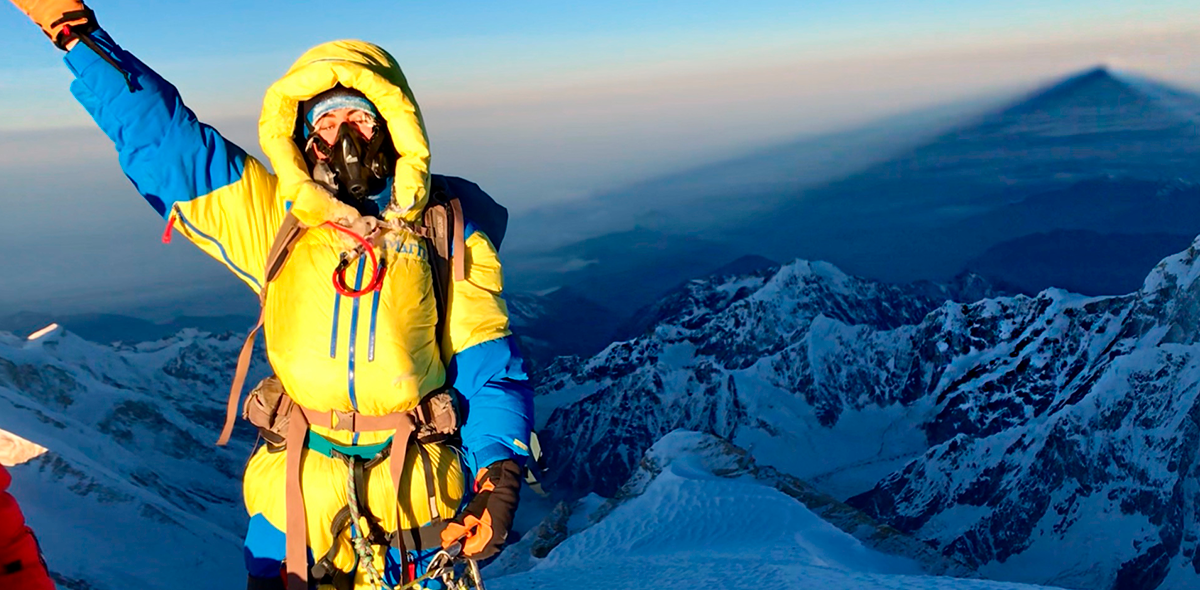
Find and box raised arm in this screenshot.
[11,0,283,292]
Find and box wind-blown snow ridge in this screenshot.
[488,431,1063,590]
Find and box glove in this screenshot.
[8,0,97,50]
[440,459,521,560]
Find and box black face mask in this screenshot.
[306,121,396,207]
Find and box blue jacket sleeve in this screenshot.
[62,30,282,292]
[447,336,534,476]
[63,29,249,219]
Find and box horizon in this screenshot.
[1,1,1199,324]
[2,60,1198,325]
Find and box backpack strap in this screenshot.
[216,212,307,446]
[426,177,468,282]
[422,180,470,352]
[423,204,450,350]
[449,197,466,282]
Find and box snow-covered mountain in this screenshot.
[0,321,1047,590]
[0,327,265,590]
[14,226,1200,589]
[536,236,1200,590]
[538,262,997,498]
[488,431,1063,590]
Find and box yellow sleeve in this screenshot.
[169,157,284,294]
[442,231,512,358]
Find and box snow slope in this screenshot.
[488,431,1062,590]
[0,327,264,589]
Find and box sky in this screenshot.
[1,0,1200,320]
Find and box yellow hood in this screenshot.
[259,40,431,224]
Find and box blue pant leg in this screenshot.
[245,513,287,579]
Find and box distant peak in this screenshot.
[1077,64,1112,79]
[1044,64,1123,92]
[999,65,1142,115]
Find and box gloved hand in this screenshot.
[440,459,521,560]
[8,0,97,50]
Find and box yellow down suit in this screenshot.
[62,30,534,587]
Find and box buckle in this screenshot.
[332,410,356,431]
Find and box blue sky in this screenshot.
[4,1,1199,127]
[4,0,1198,200]
[1,0,1199,318]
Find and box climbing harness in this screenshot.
[345,456,390,589]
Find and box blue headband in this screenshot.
[305,93,379,133]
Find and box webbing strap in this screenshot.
[285,404,309,590]
[394,522,451,554]
[216,310,263,446]
[265,213,308,284]
[450,198,466,282]
[285,405,418,589]
[389,418,416,551]
[216,213,306,447]
[415,444,441,525]
[311,506,353,581]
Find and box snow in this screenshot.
[0,328,255,589]
[716,275,768,296]
[976,487,1156,589]
[8,459,243,589]
[488,432,1063,590]
[733,385,932,498]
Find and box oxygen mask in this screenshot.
[306,119,396,209]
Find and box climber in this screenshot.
[7,2,534,589]
[0,464,56,590]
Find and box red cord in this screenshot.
[323,221,386,297]
[161,217,177,244]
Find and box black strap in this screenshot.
[390,521,450,556]
[54,9,135,92]
[424,217,451,349]
[351,459,391,545]
[311,506,353,581]
[49,8,94,29]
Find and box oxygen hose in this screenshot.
[324,221,387,297]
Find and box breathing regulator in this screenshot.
[300,87,398,207]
